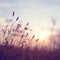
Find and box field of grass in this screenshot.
[0,45,60,60]
[0,12,60,60]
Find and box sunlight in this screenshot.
[35,30,51,43]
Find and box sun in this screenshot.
[35,30,50,42]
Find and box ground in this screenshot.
[0,45,60,60]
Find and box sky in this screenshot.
[0,0,60,32]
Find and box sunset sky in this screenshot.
[0,0,60,32]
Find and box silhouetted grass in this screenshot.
[0,11,60,60]
[0,45,60,60]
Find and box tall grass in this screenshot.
[0,12,60,60]
[0,11,37,49]
[0,12,60,51]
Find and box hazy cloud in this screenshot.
[0,0,60,30]
[0,2,14,7]
[0,0,17,3]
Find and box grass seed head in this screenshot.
[12,11,15,16]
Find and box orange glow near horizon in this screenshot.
[34,30,51,44]
[29,30,52,49]
[35,31,50,41]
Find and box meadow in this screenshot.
[0,12,60,60]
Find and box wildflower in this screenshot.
[16,17,19,21]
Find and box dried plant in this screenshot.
[0,11,60,60]
[0,11,58,51]
[1,11,34,48]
